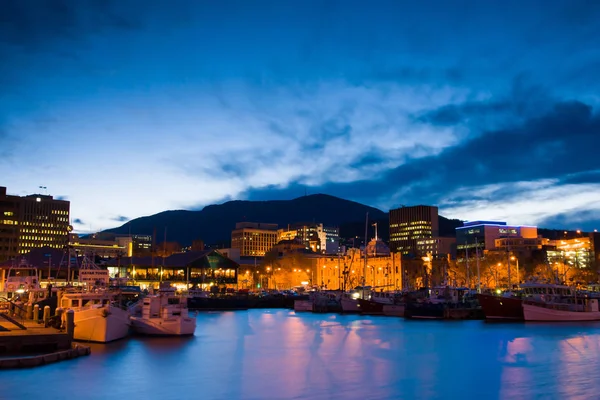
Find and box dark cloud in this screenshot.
[242,98,600,212]
[111,215,129,222]
[0,0,140,49]
[73,218,85,225]
[389,100,600,195]
[560,170,600,185]
[537,210,600,232]
[55,195,69,201]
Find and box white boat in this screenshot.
[294,299,313,312]
[59,290,131,343]
[523,298,600,322]
[130,284,196,336]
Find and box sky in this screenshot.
[1,0,600,233]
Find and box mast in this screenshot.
[363,212,368,298]
[476,237,481,293]
[465,245,470,289]
[506,229,511,290]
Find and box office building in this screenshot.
[389,205,439,257]
[546,236,594,270]
[416,237,456,259]
[456,221,538,254]
[0,186,70,262]
[323,226,340,254]
[231,222,279,256]
[277,223,327,254]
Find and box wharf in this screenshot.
[0,320,71,353]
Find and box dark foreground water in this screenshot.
[3,310,600,400]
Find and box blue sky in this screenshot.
[1,0,600,233]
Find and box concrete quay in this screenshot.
[0,343,91,369]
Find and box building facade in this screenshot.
[323,226,340,254]
[231,222,279,256]
[0,186,70,262]
[389,205,439,257]
[546,236,594,270]
[277,223,327,254]
[456,221,538,254]
[70,234,132,258]
[416,237,457,259]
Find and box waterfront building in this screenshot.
[104,249,240,291]
[416,237,457,259]
[231,222,279,257]
[389,205,439,257]
[317,245,402,291]
[0,186,70,262]
[69,234,132,258]
[456,221,538,255]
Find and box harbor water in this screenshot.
[3,309,600,400]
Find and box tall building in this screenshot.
[0,186,70,262]
[389,205,439,257]
[231,222,279,256]
[323,226,340,254]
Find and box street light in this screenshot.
[511,256,520,285]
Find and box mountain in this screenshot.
[101,194,390,246]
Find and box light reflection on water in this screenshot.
[3,310,600,400]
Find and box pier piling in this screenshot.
[43,305,50,326]
[66,309,74,340]
[33,304,40,323]
[26,303,33,320]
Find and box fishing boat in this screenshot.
[59,289,131,343]
[130,282,196,336]
[478,292,524,321]
[358,291,402,315]
[522,298,600,321]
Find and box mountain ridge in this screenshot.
[101,194,395,245]
[97,193,581,247]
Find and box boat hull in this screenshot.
[523,303,600,322]
[340,297,361,314]
[478,294,523,321]
[131,316,196,336]
[187,296,250,311]
[294,299,313,312]
[71,306,130,343]
[404,303,445,319]
[358,299,385,315]
[382,304,405,317]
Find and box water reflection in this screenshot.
[4,311,600,399]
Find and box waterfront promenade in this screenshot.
[3,309,600,399]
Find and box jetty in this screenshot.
[0,299,91,368]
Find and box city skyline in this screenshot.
[2,1,599,233]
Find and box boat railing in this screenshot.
[523,299,587,312]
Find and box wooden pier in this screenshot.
[0,301,91,368]
[0,319,72,354]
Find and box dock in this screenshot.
[0,319,71,353]
[0,302,91,368]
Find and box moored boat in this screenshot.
[59,290,131,343]
[523,298,600,322]
[478,293,524,321]
[130,283,196,336]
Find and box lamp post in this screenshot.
[511,256,519,286]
